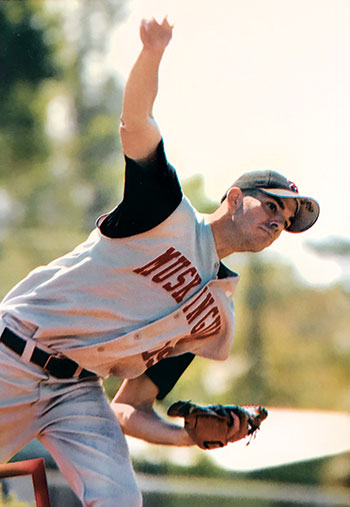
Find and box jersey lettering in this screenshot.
[135,248,222,368]
[133,247,202,304]
[152,256,191,283]
[171,274,202,303]
[182,286,209,313]
[142,340,172,368]
[163,267,197,292]
[184,292,215,324]
[133,247,181,276]
[190,307,220,335]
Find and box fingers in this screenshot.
[140,16,172,33]
[227,413,250,443]
[141,16,173,28]
[162,16,174,29]
[139,16,173,50]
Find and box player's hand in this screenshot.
[140,17,173,52]
[227,412,249,443]
[168,402,267,450]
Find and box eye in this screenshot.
[266,201,277,212]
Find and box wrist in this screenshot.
[141,45,167,60]
[173,426,194,447]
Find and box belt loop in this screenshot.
[21,339,36,363]
[0,325,96,380]
[0,319,6,338]
[73,365,83,378]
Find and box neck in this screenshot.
[207,210,243,259]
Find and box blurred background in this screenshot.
[0,1,349,505]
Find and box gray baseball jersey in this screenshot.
[1,140,239,391]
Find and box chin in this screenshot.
[248,240,273,253]
[251,245,266,253]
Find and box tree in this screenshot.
[182,175,218,213]
[0,2,58,217]
[56,0,128,229]
[241,256,269,400]
[307,237,350,291]
[0,0,128,292]
[308,237,350,257]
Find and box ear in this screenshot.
[226,187,243,212]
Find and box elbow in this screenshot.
[119,118,161,160]
[120,113,155,133]
[111,401,133,431]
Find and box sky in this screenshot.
[104,0,350,287]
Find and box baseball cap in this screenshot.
[223,170,319,233]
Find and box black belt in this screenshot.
[0,327,96,380]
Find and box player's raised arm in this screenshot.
[120,17,173,160]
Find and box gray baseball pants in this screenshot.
[0,322,142,507]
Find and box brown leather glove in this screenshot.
[167,400,268,450]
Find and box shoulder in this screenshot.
[99,140,183,238]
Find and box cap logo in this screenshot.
[300,199,314,213]
[288,180,299,193]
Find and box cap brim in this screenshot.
[259,188,320,233]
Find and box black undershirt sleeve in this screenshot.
[99,140,182,238]
[145,353,195,400]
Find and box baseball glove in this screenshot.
[167,400,268,450]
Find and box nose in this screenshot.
[268,216,284,232]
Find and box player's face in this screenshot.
[235,192,298,252]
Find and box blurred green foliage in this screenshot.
[308,237,350,257]
[0,1,57,192]
[0,0,126,236]
[134,450,350,487]
[143,492,273,507]
[0,495,33,507]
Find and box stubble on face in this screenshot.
[234,193,297,252]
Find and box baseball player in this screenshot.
[0,18,319,507]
